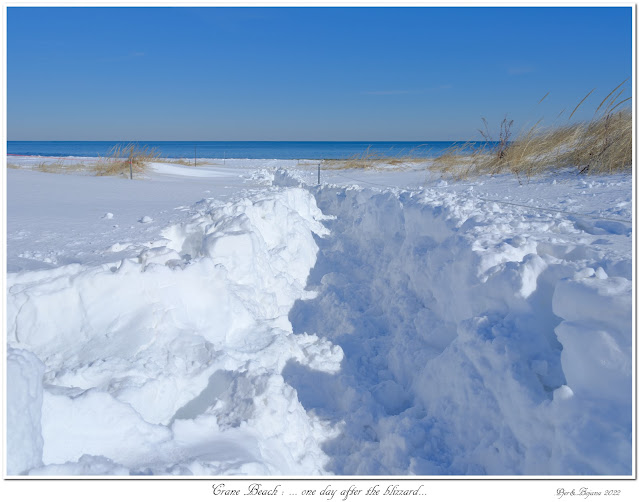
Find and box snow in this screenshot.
[4,156,633,477]
[6,348,45,475]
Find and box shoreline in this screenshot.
[5,154,431,166]
[7,154,334,162]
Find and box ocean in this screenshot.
[7,141,481,160]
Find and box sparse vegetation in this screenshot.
[6,146,215,177]
[322,144,429,170]
[159,157,212,167]
[163,158,196,166]
[94,143,161,177]
[479,116,514,162]
[431,82,633,179]
[30,159,87,174]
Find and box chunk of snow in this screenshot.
[7,349,45,475]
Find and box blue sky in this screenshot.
[7,6,633,141]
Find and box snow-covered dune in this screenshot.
[5,160,633,476]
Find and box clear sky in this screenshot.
[7,5,633,141]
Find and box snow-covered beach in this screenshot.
[5,156,633,477]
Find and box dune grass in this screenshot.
[33,160,88,174]
[431,83,633,179]
[94,143,161,177]
[322,144,429,170]
[427,142,487,180]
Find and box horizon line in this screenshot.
[8,139,483,143]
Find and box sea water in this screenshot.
[7,140,484,160]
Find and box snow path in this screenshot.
[283,176,631,475]
[5,161,633,476]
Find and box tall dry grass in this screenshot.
[94,143,161,177]
[426,142,488,180]
[431,82,632,179]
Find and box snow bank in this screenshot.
[553,275,632,402]
[7,185,341,475]
[5,164,632,476]
[279,170,632,475]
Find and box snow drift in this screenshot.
[7,186,341,475]
[5,165,632,476]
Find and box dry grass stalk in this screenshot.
[569,88,596,120]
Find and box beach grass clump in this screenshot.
[36,161,65,173]
[557,108,632,174]
[94,143,161,177]
[431,81,632,179]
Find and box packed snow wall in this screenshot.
[6,170,632,476]
[7,186,342,475]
